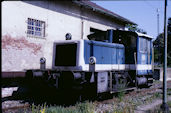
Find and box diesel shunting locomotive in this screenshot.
[26,29,154,100]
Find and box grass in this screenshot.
[28,81,171,113]
[29,91,164,113]
[30,100,136,113]
[30,101,95,113]
[46,106,79,113]
[143,89,171,113]
[167,88,171,95]
[146,101,171,113]
[112,100,135,113]
[76,101,95,113]
[31,104,47,113]
[117,90,125,102]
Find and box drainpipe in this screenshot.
[81,20,84,39]
[80,5,84,39]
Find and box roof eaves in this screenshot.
[73,0,137,25]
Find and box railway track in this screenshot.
[97,80,171,104]
[2,80,171,113]
[2,104,30,111]
[2,103,30,113]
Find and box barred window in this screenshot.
[27,18,45,38]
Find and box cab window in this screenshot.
[139,37,147,53]
[147,40,151,54]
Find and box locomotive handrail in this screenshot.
[134,52,138,88]
[134,52,137,75]
[152,47,154,72]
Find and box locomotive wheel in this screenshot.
[59,71,74,90]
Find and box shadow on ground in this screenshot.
[2,84,116,107]
[2,85,82,106]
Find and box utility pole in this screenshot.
[157,8,160,36]
[157,8,160,64]
[161,0,169,112]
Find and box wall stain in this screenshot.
[2,34,42,55]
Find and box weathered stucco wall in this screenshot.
[2,1,125,73]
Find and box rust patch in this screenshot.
[2,34,42,55]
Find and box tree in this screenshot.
[153,32,171,67]
[153,33,164,66]
[125,24,147,34]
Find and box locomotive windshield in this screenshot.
[55,43,77,66]
[113,31,137,48]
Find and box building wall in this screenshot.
[2,1,125,74]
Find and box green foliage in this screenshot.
[117,91,125,102]
[46,106,79,113]
[153,33,171,67]
[146,101,171,113]
[168,101,171,107]
[126,24,147,34]
[29,82,165,113]
[153,92,161,98]
[76,101,95,113]
[167,88,171,95]
[114,104,135,113]
[32,104,40,113]
[44,102,95,113]
[31,104,47,113]
[126,24,138,32]
[112,98,135,113]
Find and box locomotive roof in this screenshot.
[114,30,153,39]
[136,32,153,39]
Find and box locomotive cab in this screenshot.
[113,30,153,86]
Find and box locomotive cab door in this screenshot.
[147,40,153,74]
[113,30,137,70]
[137,37,149,76]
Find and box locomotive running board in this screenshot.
[110,87,136,94]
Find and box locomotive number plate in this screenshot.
[97,72,108,93]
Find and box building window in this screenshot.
[88,27,106,41]
[90,27,103,35]
[27,18,45,38]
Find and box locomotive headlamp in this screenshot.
[40,57,46,70]
[40,57,46,63]
[65,33,72,40]
[89,56,96,65]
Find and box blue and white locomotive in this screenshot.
[26,30,154,99]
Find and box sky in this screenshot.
[92,0,171,40]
